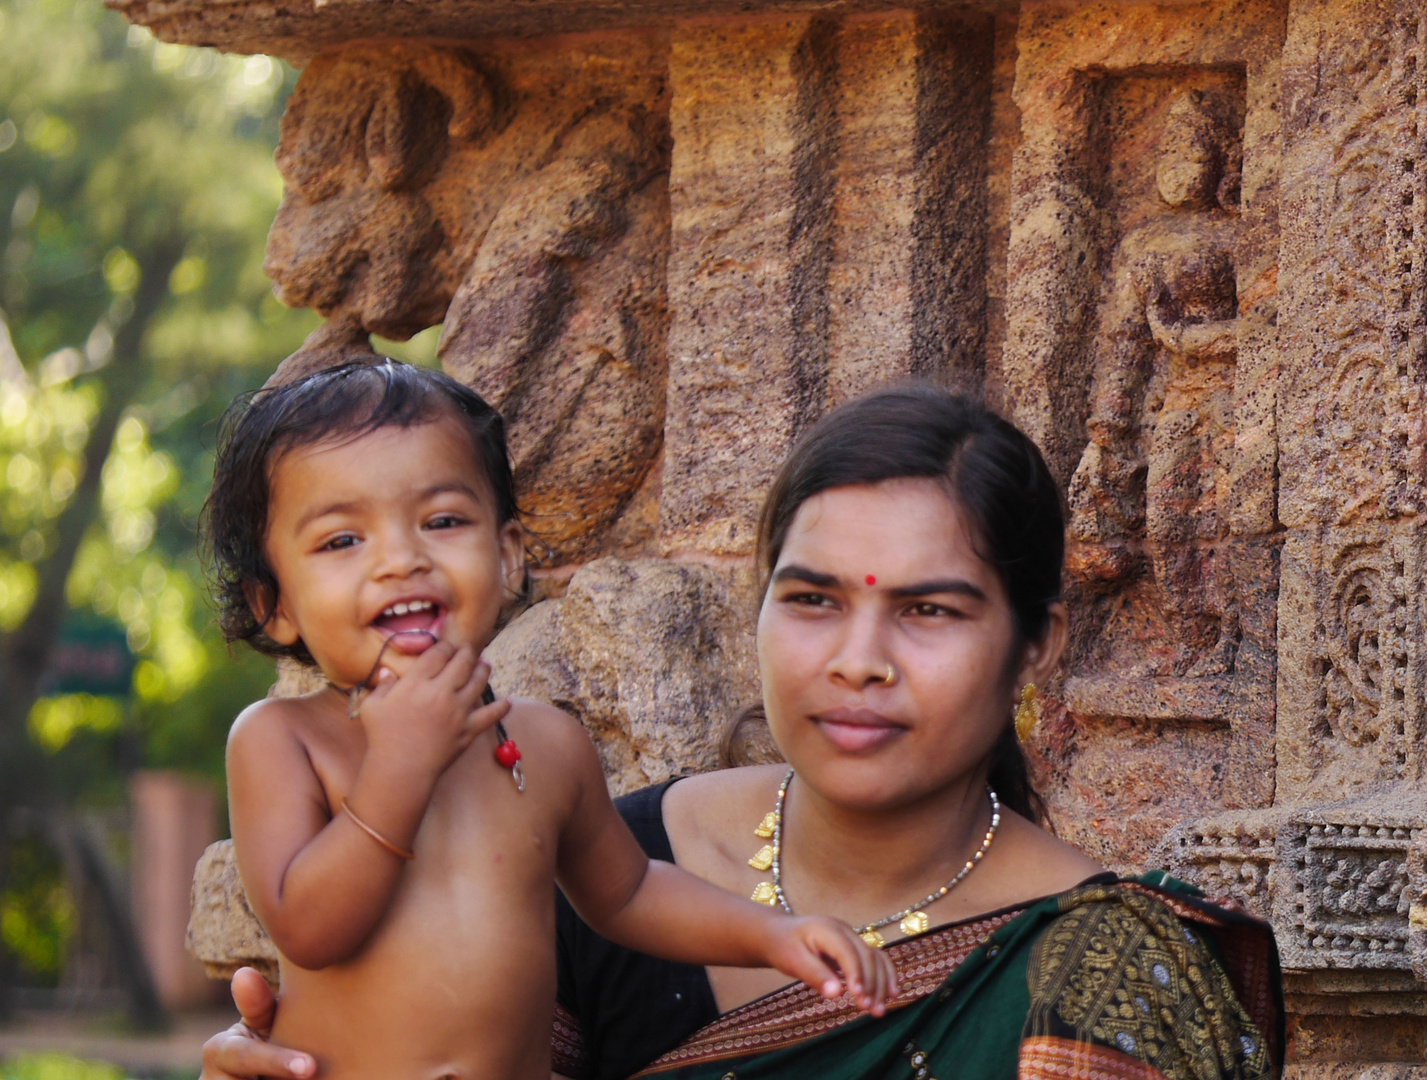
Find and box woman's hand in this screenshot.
[765,915,899,1016]
[200,968,315,1080]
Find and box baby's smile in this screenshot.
[371,597,450,657]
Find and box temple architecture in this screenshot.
[111,0,1427,1073]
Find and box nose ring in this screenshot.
[882,663,898,687]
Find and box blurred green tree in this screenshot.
[0,0,319,1020]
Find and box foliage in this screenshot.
[0,1055,121,1080]
[0,0,317,986]
[0,837,72,984]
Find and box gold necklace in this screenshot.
[748,769,1001,947]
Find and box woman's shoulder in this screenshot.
[1017,873,1282,1079]
[660,764,787,869]
[989,812,1105,899]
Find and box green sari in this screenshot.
[636,874,1282,1080]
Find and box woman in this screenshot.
[201,386,1282,1080]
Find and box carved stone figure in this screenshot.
[1068,89,1244,676]
[263,39,672,562]
[264,44,497,380]
[438,104,669,563]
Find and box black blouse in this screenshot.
[554,779,720,1080]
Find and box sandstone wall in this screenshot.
[112,0,1427,1071]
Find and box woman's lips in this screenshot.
[813,709,906,753]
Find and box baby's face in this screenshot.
[257,414,522,689]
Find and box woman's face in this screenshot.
[757,478,1057,812]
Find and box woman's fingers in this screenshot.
[200,968,315,1080]
[200,1027,314,1080]
[230,967,277,1035]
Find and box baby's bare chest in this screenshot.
[274,744,566,1079]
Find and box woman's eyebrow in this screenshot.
[887,579,988,601]
[772,565,840,588]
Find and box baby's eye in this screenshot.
[320,534,359,551]
[425,513,468,530]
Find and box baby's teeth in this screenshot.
[393,602,409,616]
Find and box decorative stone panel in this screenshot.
[1005,0,1286,862]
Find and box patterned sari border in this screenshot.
[634,908,1025,1076]
[1018,1036,1171,1080]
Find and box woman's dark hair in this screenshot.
[755,384,1065,824]
[200,357,519,664]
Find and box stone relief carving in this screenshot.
[1161,811,1278,919]
[1276,807,1425,973]
[1007,0,1285,855]
[439,105,669,563]
[1068,88,1245,679]
[264,43,496,377]
[262,40,672,563]
[1322,542,1411,754]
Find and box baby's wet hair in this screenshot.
[200,357,518,664]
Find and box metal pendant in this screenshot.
[747,845,774,871]
[751,881,778,905]
[754,812,778,839]
[859,928,886,949]
[899,911,931,937]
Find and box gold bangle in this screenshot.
[340,800,415,861]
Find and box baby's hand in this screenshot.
[357,642,511,784]
[763,915,898,1016]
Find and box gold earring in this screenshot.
[1015,682,1041,743]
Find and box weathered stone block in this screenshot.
[487,557,760,794]
[186,840,278,987]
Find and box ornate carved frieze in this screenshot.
[1277,814,1417,972]
[1165,796,1427,978]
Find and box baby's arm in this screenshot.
[228,643,506,970]
[551,716,895,1012]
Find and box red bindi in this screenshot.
[865,574,877,586]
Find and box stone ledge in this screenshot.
[108,0,1013,61]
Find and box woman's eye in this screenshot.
[907,602,956,619]
[785,592,834,608]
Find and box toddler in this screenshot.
[203,359,893,1080]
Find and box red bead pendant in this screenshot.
[495,739,522,769]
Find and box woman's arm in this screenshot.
[229,643,507,969]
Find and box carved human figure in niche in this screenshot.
[1068,89,1243,676]
[262,43,671,562]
